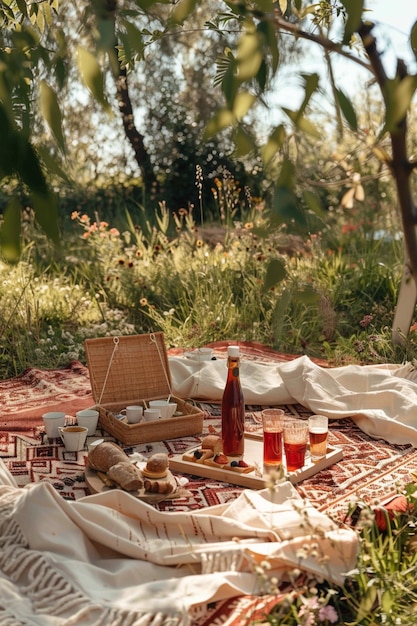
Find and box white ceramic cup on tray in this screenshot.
[143,408,160,422]
[148,400,177,419]
[120,405,143,424]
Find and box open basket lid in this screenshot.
[84,333,172,405]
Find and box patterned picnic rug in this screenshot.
[2,344,417,625]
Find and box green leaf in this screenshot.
[277,158,295,189]
[0,197,21,262]
[236,27,263,81]
[32,191,60,244]
[257,20,279,73]
[385,75,417,132]
[233,126,256,157]
[335,88,358,130]
[15,0,28,18]
[204,108,235,138]
[282,108,320,137]
[171,0,198,24]
[271,187,306,228]
[294,287,320,305]
[263,258,286,292]
[302,189,323,215]
[232,91,256,120]
[340,0,364,45]
[262,125,286,165]
[411,20,417,60]
[77,46,111,113]
[39,80,66,153]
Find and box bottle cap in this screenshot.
[227,346,240,357]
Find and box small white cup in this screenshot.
[148,400,177,419]
[143,409,160,422]
[120,405,143,424]
[76,409,99,435]
[58,426,88,452]
[42,412,66,439]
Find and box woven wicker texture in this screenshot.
[85,332,172,404]
[84,333,204,445]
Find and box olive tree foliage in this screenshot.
[1,2,417,291]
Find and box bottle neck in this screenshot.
[227,356,240,376]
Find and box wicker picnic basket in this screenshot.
[84,333,204,445]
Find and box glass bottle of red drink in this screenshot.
[221,346,245,456]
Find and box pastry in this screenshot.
[142,452,169,478]
[204,452,229,468]
[107,462,143,491]
[227,460,254,474]
[182,448,213,463]
[144,479,174,494]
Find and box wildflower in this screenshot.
[244,222,254,230]
[359,314,373,328]
[140,298,148,306]
[196,239,204,247]
[318,604,338,623]
[136,249,143,258]
[71,211,79,220]
[178,208,188,216]
[109,228,120,236]
[118,259,125,265]
[80,214,90,224]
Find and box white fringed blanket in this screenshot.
[0,460,357,626]
[169,355,417,446]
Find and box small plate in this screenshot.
[184,349,213,361]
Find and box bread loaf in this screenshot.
[107,462,143,492]
[201,435,223,455]
[88,442,128,473]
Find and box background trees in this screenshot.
[1,0,416,341]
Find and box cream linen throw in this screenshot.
[0,458,357,626]
[169,355,417,447]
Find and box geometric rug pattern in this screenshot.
[3,401,417,525]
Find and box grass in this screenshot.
[0,185,415,378]
[258,484,417,625]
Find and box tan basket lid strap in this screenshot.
[149,333,173,400]
[97,336,120,406]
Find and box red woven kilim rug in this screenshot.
[1,344,417,625]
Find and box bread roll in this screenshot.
[201,435,223,455]
[107,462,143,491]
[88,442,128,472]
[142,452,169,478]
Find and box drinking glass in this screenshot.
[261,409,284,472]
[308,414,329,461]
[283,419,309,471]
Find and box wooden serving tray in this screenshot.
[169,434,343,489]
[85,466,179,503]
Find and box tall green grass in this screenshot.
[0,187,414,378]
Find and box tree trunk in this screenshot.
[115,66,158,197]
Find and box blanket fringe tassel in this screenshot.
[0,489,191,626]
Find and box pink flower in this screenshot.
[319,605,338,623]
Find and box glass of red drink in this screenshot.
[283,419,308,471]
[261,409,284,472]
[308,414,328,461]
